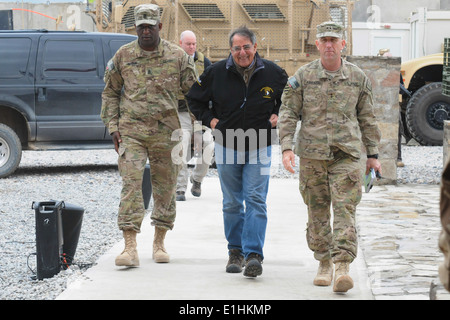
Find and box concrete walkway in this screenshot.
[57,177,373,300]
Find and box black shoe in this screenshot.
[226,249,244,273]
[176,191,186,201]
[190,177,201,197]
[243,253,263,277]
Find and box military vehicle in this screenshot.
[400,52,450,146]
[89,0,356,75]
[0,30,136,178]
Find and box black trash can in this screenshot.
[33,201,64,280]
[33,200,84,279]
[142,163,152,209]
[61,202,84,268]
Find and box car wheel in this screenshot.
[0,123,22,178]
[405,82,450,146]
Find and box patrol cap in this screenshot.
[316,21,344,39]
[134,4,160,26]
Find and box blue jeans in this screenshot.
[215,144,272,260]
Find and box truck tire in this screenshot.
[0,123,22,178]
[405,82,450,146]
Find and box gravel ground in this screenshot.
[0,144,444,300]
[396,145,444,184]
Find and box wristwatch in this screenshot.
[367,154,378,159]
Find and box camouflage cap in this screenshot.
[134,4,160,26]
[316,21,344,38]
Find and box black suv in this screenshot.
[0,30,136,178]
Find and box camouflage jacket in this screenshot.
[278,59,381,160]
[101,38,197,134]
[178,51,211,113]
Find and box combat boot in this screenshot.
[313,259,333,286]
[153,226,170,263]
[190,176,201,197]
[115,230,139,267]
[333,262,354,292]
[176,191,186,201]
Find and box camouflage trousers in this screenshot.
[117,121,180,233]
[299,148,362,263]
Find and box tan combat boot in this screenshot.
[153,227,170,263]
[333,262,354,293]
[115,230,139,267]
[313,259,333,286]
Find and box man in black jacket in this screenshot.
[187,26,288,277]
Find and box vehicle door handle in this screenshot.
[38,87,47,102]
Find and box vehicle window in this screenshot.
[109,39,132,56]
[42,40,97,78]
[0,37,31,78]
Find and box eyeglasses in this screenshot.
[231,44,254,52]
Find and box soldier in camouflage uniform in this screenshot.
[176,30,213,201]
[278,21,382,292]
[439,162,450,292]
[101,4,197,267]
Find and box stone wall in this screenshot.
[347,56,401,185]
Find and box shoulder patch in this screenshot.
[106,59,115,72]
[288,76,300,89]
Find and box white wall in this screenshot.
[0,2,97,31]
[352,22,410,62]
[352,2,450,63]
[410,8,450,59]
[353,0,444,23]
